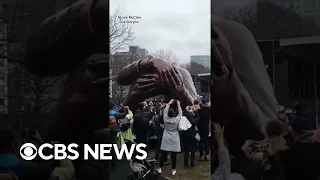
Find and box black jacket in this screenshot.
[197,105,211,137]
[153,114,163,135]
[132,109,152,135]
[183,110,200,151]
[282,134,320,180]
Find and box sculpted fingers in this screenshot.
[166,70,179,89]
[212,26,233,67]
[171,67,182,87]
[212,25,219,39]
[212,40,225,67]
[137,74,162,91]
[211,26,233,86]
[173,66,183,79]
[138,83,156,92]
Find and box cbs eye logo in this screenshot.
[20,143,37,160]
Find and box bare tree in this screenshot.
[0,0,76,113]
[151,49,179,65]
[224,1,320,40]
[109,7,136,103]
[110,52,142,103]
[109,7,134,54]
[181,62,209,75]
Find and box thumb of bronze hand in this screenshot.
[212,26,233,80]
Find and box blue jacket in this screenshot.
[0,153,56,180]
[0,154,20,168]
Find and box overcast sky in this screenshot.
[110,0,210,64]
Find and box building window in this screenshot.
[0,72,4,80]
[14,80,21,89]
[0,85,4,92]
[0,59,4,66]
[0,98,5,106]
[288,61,320,99]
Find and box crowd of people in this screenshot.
[0,96,210,180]
[109,96,211,177]
[0,128,75,180]
[211,103,320,180]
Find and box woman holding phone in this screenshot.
[157,99,182,176]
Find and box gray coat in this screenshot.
[160,104,182,152]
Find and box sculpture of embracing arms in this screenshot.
[211,16,278,155]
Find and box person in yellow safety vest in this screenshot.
[117,106,134,147]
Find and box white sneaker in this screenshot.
[171,169,176,176]
[156,168,162,174]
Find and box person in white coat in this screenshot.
[157,99,182,176]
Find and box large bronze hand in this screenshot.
[165,66,192,105]
[147,58,181,83]
[123,74,168,111]
[117,58,182,87]
[147,59,193,104]
[136,74,164,94]
[211,20,277,161]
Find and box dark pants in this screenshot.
[159,151,177,169]
[184,150,195,166]
[179,132,184,151]
[155,132,163,160]
[199,136,210,156]
[135,133,148,152]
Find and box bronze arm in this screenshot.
[116,58,154,85]
[212,16,278,156]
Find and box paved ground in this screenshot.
[150,151,210,180]
[110,149,210,180]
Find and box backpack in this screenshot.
[135,110,151,128]
[118,117,130,131]
[0,166,19,180]
[141,111,151,124]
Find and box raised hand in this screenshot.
[213,122,225,148]
[176,100,181,107]
[169,99,175,104]
[213,123,224,140]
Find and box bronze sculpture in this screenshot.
[211,15,278,153]
[23,2,279,178]
[211,15,279,178]
[24,0,110,145]
[23,0,199,145]
[116,57,198,111]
